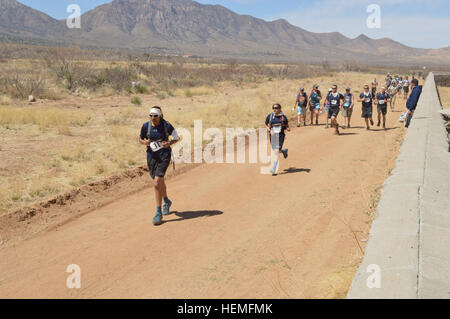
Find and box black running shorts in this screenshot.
[328,106,340,119]
[147,150,171,179]
[377,104,388,115]
[361,106,373,118]
[270,133,285,150]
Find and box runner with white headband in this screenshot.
[139,106,180,226]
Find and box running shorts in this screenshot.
[147,151,171,179]
[361,105,373,118]
[342,106,353,117]
[270,133,285,150]
[377,104,388,115]
[297,106,306,115]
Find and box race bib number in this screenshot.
[331,100,337,105]
[272,125,282,134]
[365,98,371,103]
[378,100,385,104]
[150,141,163,152]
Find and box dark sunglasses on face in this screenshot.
[150,114,160,118]
[273,107,281,110]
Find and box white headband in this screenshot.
[149,107,162,116]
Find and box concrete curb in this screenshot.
[347,73,450,299]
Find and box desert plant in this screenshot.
[1,74,46,99]
[131,96,142,106]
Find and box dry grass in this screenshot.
[437,86,450,109]
[174,86,215,97]
[0,95,11,105]
[0,107,91,130]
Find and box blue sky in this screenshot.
[18,0,450,49]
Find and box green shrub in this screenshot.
[156,92,166,100]
[135,83,148,94]
[131,96,142,106]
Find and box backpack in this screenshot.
[268,112,287,128]
[147,119,169,141]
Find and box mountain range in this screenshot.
[1,0,449,64]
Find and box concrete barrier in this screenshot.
[347,73,450,299]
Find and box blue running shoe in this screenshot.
[282,149,288,159]
[162,199,172,216]
[152,211,163,225]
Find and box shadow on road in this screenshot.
[371,126,400,132]
[279,167,311,175]
[338,132,358,136]
[163,210,223,223]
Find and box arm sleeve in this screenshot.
[265,114,270,125]
[166,122,180,141]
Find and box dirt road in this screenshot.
[0,112,405,298]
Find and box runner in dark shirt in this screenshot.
[358,85,375,130]
[375,87,391,129]
[326,84,345,135]
[265,103,290,175]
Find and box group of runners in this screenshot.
[140,74,422,225]
[292,80,399,135]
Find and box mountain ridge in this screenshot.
[0,0,448,64]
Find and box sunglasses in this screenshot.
[150,114,160,118]
[272,106,281,110]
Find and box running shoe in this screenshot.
[152,211,163,226]
[162,199,172,216]
[297,123,300,127]
[370,119,374,126]
[282,149,288,159]
[377,120,381,127]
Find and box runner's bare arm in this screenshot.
[139,138,150,146]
